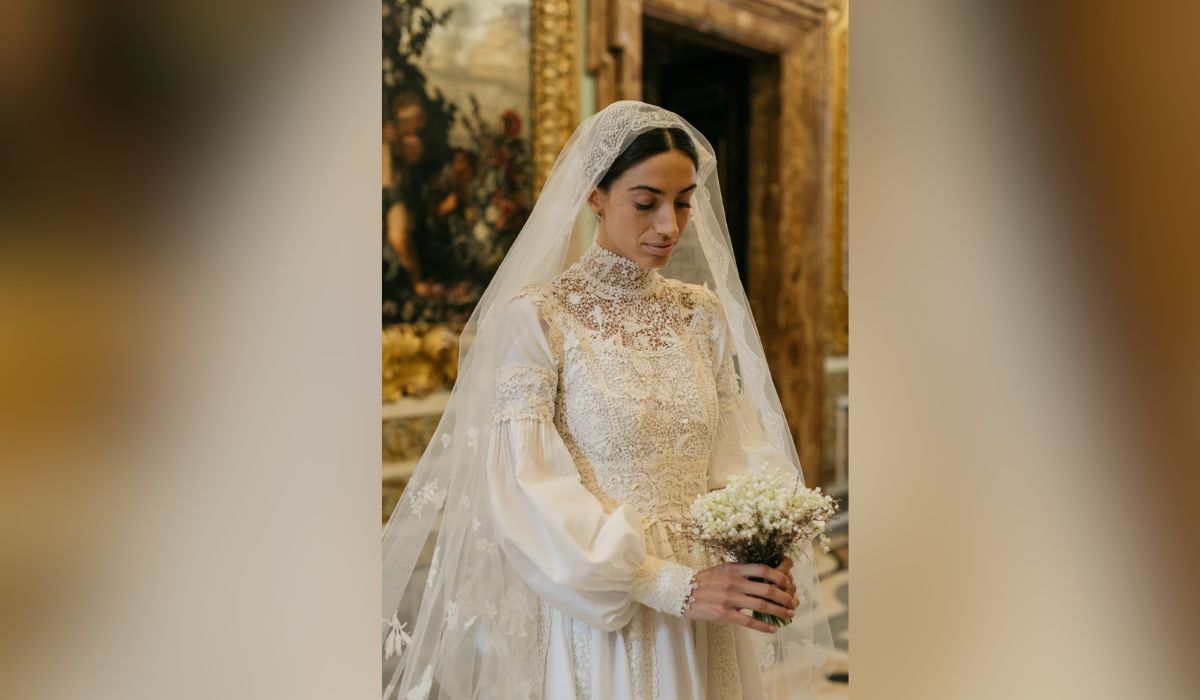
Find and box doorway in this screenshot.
[642,17,761,290]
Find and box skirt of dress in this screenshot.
[535,521,767,699]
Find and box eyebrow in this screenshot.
[627,183,698,195]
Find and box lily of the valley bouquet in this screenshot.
[689,466,839,627]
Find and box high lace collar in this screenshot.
[573,242,661,299]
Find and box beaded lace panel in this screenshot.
[497,243,739,525]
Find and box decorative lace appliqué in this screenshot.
[631,557,698,617]
[493,362,557,423]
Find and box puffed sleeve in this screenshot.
[486,295,697,632]
[705,295,798,490]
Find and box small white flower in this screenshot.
[690,466,837,562]
[440,433,452,448]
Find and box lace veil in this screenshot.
[382,100,835,699]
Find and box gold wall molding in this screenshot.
[825,0,848,356]
[532,0,581,194]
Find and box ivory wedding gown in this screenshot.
[486,241,799,699]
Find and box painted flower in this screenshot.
[501,109,521,137]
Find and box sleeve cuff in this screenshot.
[630,556,698,617]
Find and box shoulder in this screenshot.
[661,278,721,314]
[494,285,545,330]
[508,280,562,319]
[500,281,566,346]
[511,273,583,317]
[514,272,577,303]
[661,279,728,347]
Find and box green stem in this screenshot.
[753,611,793,628]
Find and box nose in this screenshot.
[653,205,679,241]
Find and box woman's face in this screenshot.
[590,150,697,269]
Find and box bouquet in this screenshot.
[689,466,839,627]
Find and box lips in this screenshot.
[643,242,675,255]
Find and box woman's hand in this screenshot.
[682,556,799,633]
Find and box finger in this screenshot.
[732,593,795,620]
[722,609,776,634]
[776,559,797,597]
[735,563,790,590]
[739,580,796,609]
[780,569,797,596]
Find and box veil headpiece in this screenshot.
[382,100,833,699]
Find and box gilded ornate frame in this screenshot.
[826,0,848,357]
[532,0,582,193]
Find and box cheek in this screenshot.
[623,207,653,230]
[613,209,647,239]
[676,208,692,229]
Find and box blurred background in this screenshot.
[0,1,1197,698]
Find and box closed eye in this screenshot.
[675,201,692,209]
[634,202,655,211]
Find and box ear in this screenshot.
[587,187,607,215]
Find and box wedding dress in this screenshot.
[489,240,812,699]
[382,101,833,700]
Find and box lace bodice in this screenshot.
[496,242,741,525]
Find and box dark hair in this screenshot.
[597,127,699,191]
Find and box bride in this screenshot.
[382,101,833,699]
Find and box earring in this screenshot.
[596,211,604,222]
